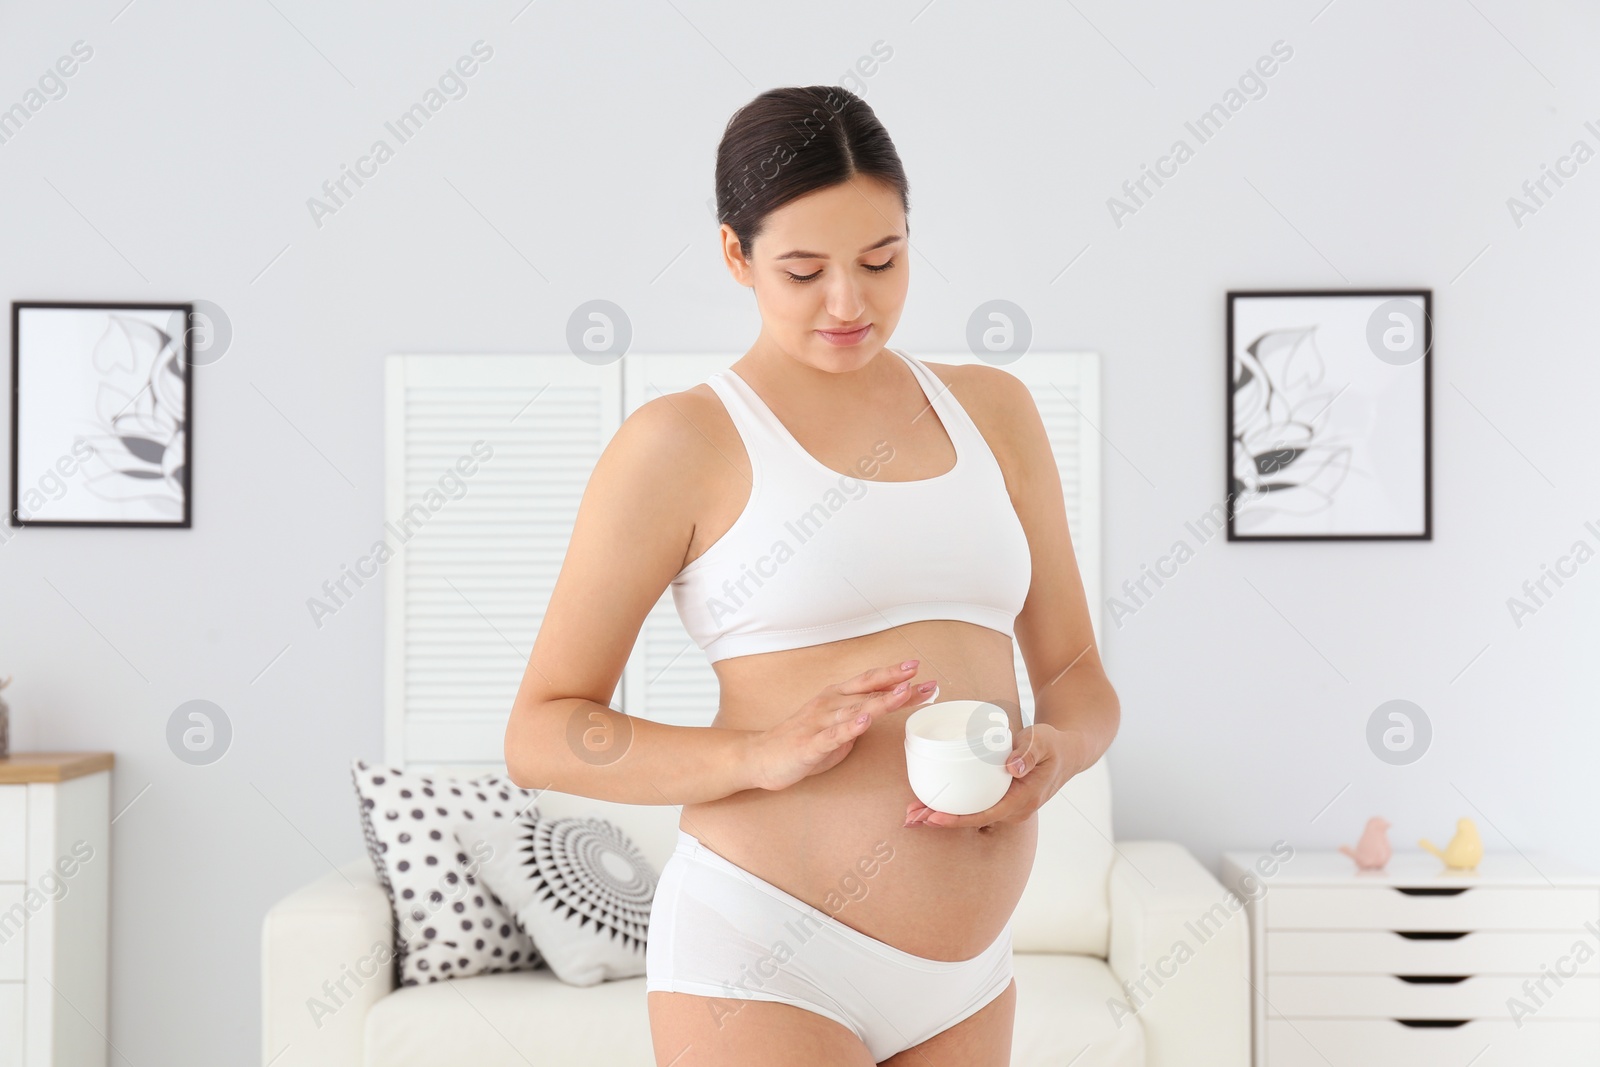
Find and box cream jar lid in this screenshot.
[904,699,1012,761]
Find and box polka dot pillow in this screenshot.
[350,759,545,986]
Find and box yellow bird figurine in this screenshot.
[1419,818,1482,870]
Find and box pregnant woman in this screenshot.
[504,84,1119,1066]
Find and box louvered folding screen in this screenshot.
[386,351,1100,771]
[384,355,621,769]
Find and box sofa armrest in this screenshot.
[1107,841,1250,1067]
[261,856,394,1067]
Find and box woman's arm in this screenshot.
[985,364,1120,775]
[966,363,1120,771]
[896,367,1120,831]
[503,386,757,804]
[506,697,761,804]
[900,363,1118,830]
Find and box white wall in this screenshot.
[1,1,1597,1062]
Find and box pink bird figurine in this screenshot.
[1339,816,1392,871]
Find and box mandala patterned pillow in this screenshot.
[350,759,544,986]
[459,813,655,987]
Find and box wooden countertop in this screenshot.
[0,752,115,784]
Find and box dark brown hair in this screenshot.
[714,85,910,258]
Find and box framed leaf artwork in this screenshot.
[10,301,193,527]
[1226,289,1431,540]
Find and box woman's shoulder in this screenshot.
[900,350,1034,423]
[611,379,730,465]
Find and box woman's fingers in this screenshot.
[834,659,921,697]
[912,789,1020,829]
[815,660,944,754]
[860,678,939,723]
[825,681,906,742]
[822,675,940,749]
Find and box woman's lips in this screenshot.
[816,324,871,346]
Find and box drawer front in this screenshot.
[1267,930,1600,974]
[0,787,23,883]
[1265,1018,1600,1067]
[0,982,19,1067]
[1266,973,1600,1020]
[1267,886,1600,930]
[0,886,22,982]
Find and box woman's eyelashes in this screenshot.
[784,259,897,284]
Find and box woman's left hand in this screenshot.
[904,723,1083,830]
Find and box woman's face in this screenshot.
[721,176,909,370]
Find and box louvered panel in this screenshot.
[620,354,731,729]
[918,353,1102,727]
[385,355,621,771]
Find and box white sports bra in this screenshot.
[669,348,1033,663]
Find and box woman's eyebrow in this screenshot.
[773,234,903,262]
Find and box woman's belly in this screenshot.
[679,620,1039,962]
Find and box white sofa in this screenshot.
[261,758,1249,1066]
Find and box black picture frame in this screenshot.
[10,300,193,528]
[1226,288,1432,541]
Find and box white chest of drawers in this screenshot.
[1222,848,1600,1067]
[0,753,113,1067]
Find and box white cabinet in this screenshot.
[1222,849,1600,1067]
[0,753,112,1067]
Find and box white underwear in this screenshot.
[645,828,1014,1062]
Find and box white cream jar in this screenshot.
[903,699,1014,815]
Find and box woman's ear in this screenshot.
[719,224,755,288]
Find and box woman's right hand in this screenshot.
[748,660,939,791]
